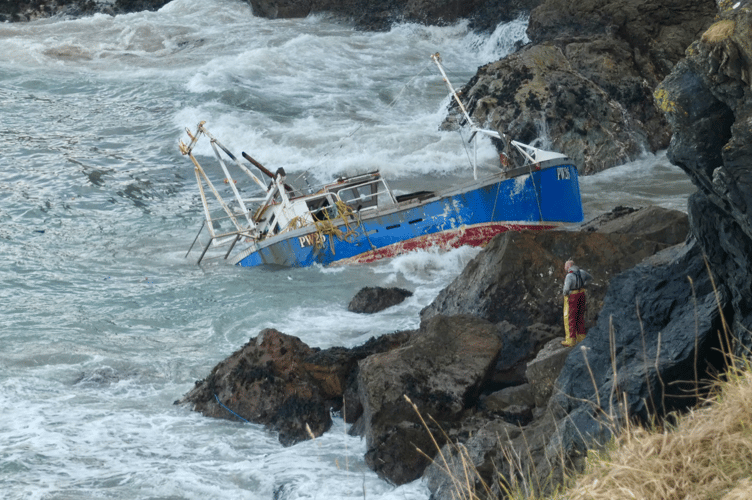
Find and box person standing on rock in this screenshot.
[561,259,592,347]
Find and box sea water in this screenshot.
[0,1,694,498]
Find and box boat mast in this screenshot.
[431,53,503,179]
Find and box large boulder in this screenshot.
[655,1,752,356]
[357,314,504,485]
[347,286,413,313]
[421,207,688,331]
[177,328,410,446]
[525,337,574,407]
[451,0,716,174]
[579,205,690,243]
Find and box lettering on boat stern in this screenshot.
[557,167,570,180]
[298,232,326,248]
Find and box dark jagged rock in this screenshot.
[425,238,728,500]
[482,383,535,412]
[655,1,752,357]
[3,0,545,31]
[536,239,729,490]
[347,286,413,313]
[357,314,504,485]
[486,321,560,389]
[579,205,691,244]
[177,328,410,446]
[551,240,728,421]
[178,329,329,446]
[525,337,574,407]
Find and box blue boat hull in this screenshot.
[232,161,583,267]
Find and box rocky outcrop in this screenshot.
[423,236,727,499]
[177,328,411,446]
[537,239,728,486]
[451,0,717,174]
[421,206,689,331]
[655,0,752,358]
[176,204,691,477]
[357,314,504,484]
[347,286,412,313]
[424,3,752,495]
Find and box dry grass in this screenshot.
[407,349,752,500]
[562,361,752,500]
[701,20,736,44]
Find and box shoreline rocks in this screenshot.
[347,286,413,314]
[449,0,717,174]
[177,204,725,493]
[420,205,689,331]
[176,328,412,446]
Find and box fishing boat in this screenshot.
[179,54,584,267]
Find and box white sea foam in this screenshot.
[579,151,695,220]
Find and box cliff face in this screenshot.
[655,0,752,356]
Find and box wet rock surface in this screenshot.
[1,0,542,28]
[357,314,504,484]
[655,0,752,358]
[176,328,411,446]
[243,0,543,31]
[420,205,689,331]
[450,0,717,174]
[179,203,710,491]
[347,286,413,313]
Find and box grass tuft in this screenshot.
[564,359,752,499]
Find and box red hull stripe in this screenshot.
[333,222,557,266]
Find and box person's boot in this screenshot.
[576,334,586,344]
[561,336,576,347]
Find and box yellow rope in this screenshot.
[311,200,361,254]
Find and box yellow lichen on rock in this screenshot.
[654,87,681,116]
[702,20,736,44]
